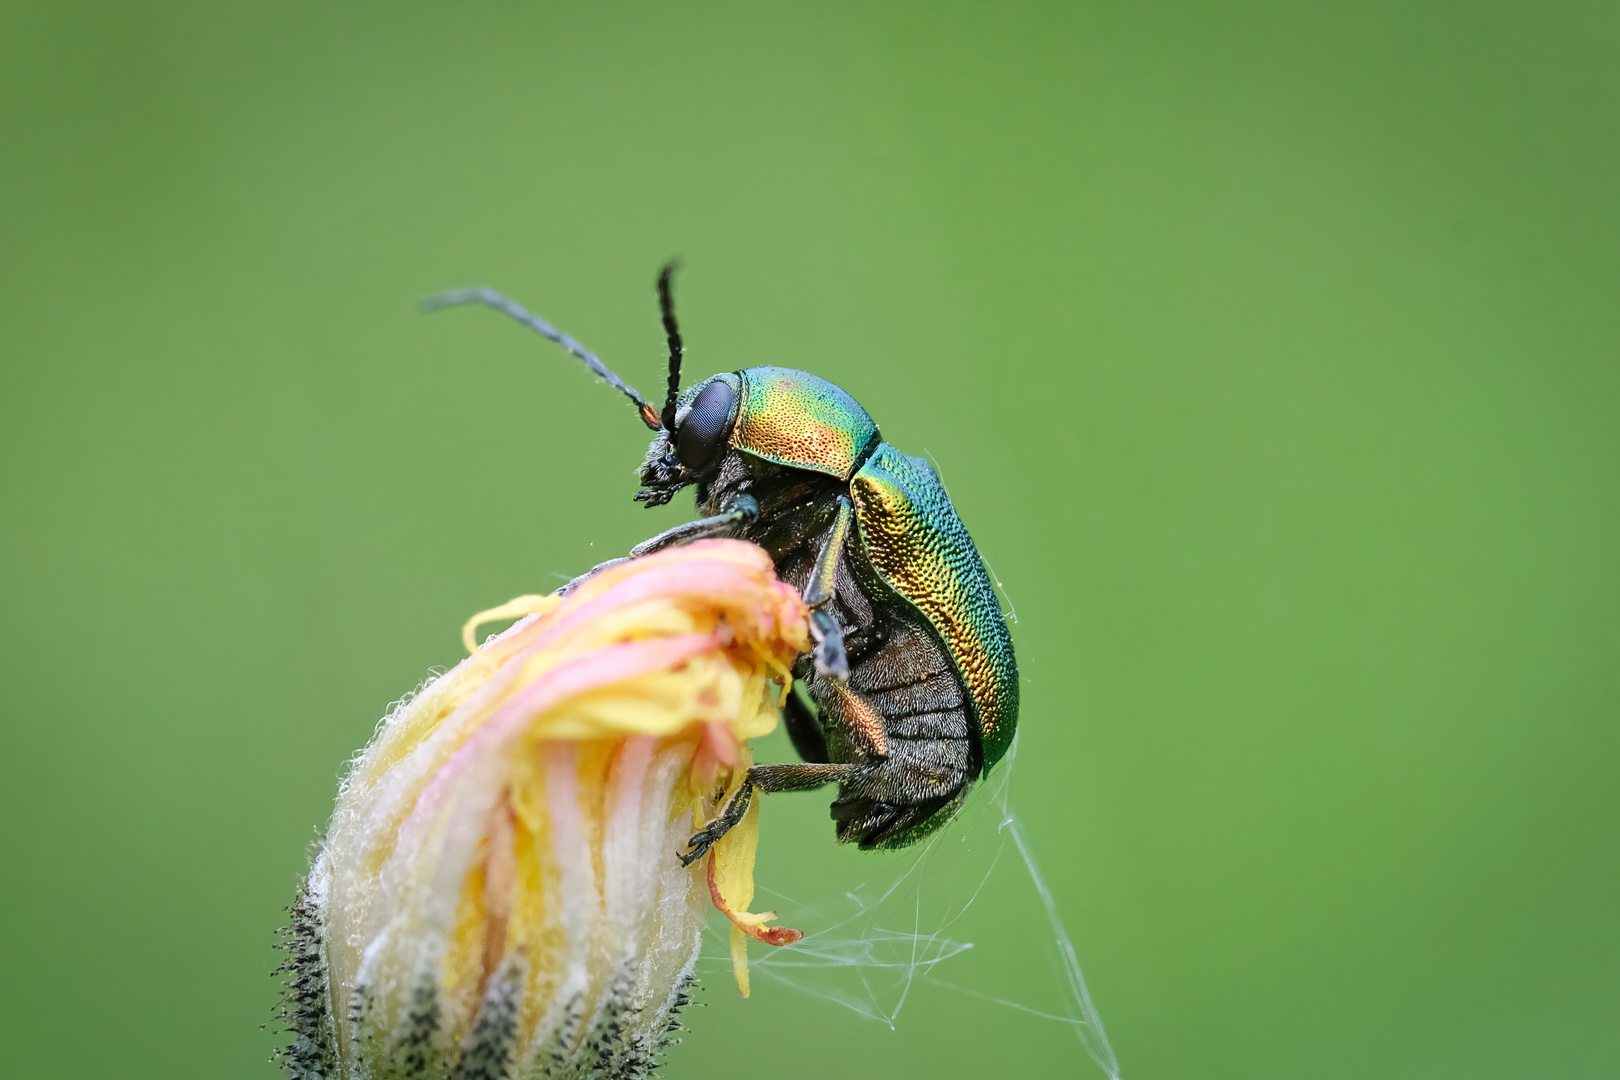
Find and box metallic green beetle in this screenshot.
[426,266,1017,852]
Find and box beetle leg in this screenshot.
[800,496,852,607]
[809,610,849,680]
[803,496,854,679]
[782,682,831,763]
[629,493,760,557]
[553,556,630,596]
[559,495,762,595]
[821,679,889,761]
[750,761,868,792]
[677,762,868,865]
[677,777,754,867]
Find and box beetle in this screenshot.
[424,266,1017,855]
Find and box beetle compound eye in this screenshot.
[675,380,735,469]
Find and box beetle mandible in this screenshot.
[425,265,1018,857]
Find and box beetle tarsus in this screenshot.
[809,609,850,680]
[677,778,755,866]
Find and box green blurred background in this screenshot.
[2,1,1617,1076]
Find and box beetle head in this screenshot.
[635,373,742,506]
[630,268,880,506]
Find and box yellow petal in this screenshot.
[461,594,559,657]
[706,748,803,996]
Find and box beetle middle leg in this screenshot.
[630,493,759,557]
[558,494,761,595]
[802,496,854,680]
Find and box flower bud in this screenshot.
[278,539,809,1079]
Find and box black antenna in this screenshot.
[421,286,662,430]
[657,261,683,434]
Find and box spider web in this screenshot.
[694,736,1122,1078]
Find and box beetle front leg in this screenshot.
[629,493,759,557]
[555,557,632,596]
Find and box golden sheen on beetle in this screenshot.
[731,366,876,477]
